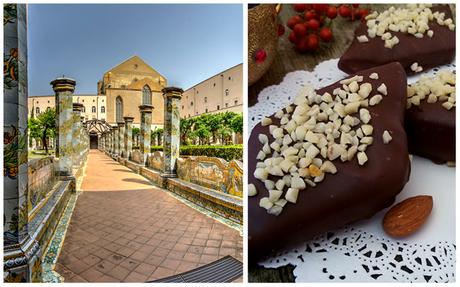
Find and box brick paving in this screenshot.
[56,150,242,282]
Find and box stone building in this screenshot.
[28,56,166,129]
[28,94,106,121]
[28,57,243,126]
[97,56,167,129]
[181,64,243,118]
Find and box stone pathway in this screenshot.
[55,150,242,282]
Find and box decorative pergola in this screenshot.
[84,119,112,134]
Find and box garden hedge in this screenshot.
[150,145,242,161]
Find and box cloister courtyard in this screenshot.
[54,151,242,282]
[4,4,243,283]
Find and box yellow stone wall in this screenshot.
[28,95,107,122]
[181,64,243,118]
[100,56,167,126]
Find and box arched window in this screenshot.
[101,106,105,113]
[142,85,152,105]
[116,96,123,122]
[92,106,96,113]
[35,107,40,114]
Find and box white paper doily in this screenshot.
[249,59,456,283]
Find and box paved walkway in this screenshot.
[55,150,242,282]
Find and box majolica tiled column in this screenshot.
[162,87,183,177]
[118,122,125,158]
[102,132,107,151]
[112,126,119,156]
[108,130,113,153]
[72,103,84,167]
[124,116,134,159]
[109,129,115,154]
[100,133,104,151]
[139,105,153,165]
[79,116,85,160]
[51,77,76,176]
[3,4,41,282]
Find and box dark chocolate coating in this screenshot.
[248,62,411,263]
[405,101,455,163]
[338,5,455,75]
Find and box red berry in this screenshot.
[306,34,320,51]
[293,4,308,12]
[319,15,326,25]
[304,10,318,21]
[358,8,370,19]
[352,4,360,8]
[287,15,303,29]
[319,27,333,42]
[278,24,285,36]
[326,6,338,19]
[288,31,299,44]
[338,5,351,18]
[254,49,267,64]
[293,23,307,37]
[305,19,320,30]
[312,4,329,13]
[295,37,310,53]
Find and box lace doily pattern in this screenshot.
[250,59,456,282]
[263,226,455,282]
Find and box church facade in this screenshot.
[97,56,167,129]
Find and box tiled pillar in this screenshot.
[102,133,106,151]
[51,77,76,176]
[100,133,104,151]
[118,122,125,158]
[3,4,41,282]
[139,105,153,165]
[162,87,183,177]
[124,116,134,159]
[72,103,84,167]
[79,116,85,160]
[112,126,119,155]
[108,130,113,153]
[109,128,113,154]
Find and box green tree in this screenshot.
[132,127,140,147]
[28,117,41,147]
[230,113,243,134]
[151,128,163,146]
[193,125,211,145]
[34,108,56,154]
[205,113,223,144]
[180,117,196,145]
[219,112,239,144]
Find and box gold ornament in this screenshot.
[248,4,281,86]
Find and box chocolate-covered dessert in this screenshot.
[338,5,455,75]
[405,70,456,163]
[248,62,411,262]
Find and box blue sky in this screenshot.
[28,4,243,95]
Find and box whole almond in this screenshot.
[382,195,433,237]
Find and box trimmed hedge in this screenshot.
[150,145,242,161]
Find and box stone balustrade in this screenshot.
[28,157,57,215]
[131,149,143,164]
[122,152,243,224]
[177,156,243,197]
[146,151,164,172]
